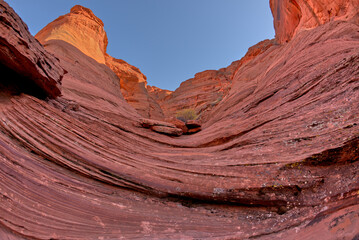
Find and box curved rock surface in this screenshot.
[1,1,359,239]
[270,0,359,43]
[0,0,64,99]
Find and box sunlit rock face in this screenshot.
[1,0,359,239]
[270,0,359,43]
[36,5,164,119]
[36,5,108,64]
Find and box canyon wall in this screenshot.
[270,0,359,43]
[36,5,163,119]
[157,39,275,121]
[0,0,359,239]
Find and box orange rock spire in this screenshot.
[36,5,108,64]
[36,5,164,119]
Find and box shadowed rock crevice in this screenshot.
[0,64,48,99]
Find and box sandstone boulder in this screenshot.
[185,120,201,134]
[186,127,202,134]
[185,119,201,128]
[165,117,188,134]
[150,125,183,136]
[140,118,183,136]
[140,118,176,128]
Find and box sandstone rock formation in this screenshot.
[140,118,183,136]
[105,54,164,119]
[155,39,275,121]
[0,0,64,98]
[147,85,173,102]
[1,0,359,239]
[36,5,108,64]
[270,0,359,43]
[185,119,202,134]
[164,117,188,134]
[157,61,240,119]
[36,5,163,119]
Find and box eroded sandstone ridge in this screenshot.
[36,5,108,64]
[36,5,163,119]
[0,0,359,239]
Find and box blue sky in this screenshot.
[6,0,275,91]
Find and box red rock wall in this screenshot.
[0,1,359,239]
[156,39,274,121]
[158,63,237,119]
[270,0,359,43]
[0,0,64,98]
[105,54,164,119]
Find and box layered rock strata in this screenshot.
[0,0,359,239]
[0,0,64,98]
[270,0,359,43]
[36,5,108,64]
[140,118,183,136]
[105,55,164,119]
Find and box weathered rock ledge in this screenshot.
[0,0,64,98]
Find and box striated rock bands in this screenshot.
[0,0,359,239]
[147,85,173,102]
[0,0,64,98]
[36,5,108,64]
[271,0,359,43]
[157,61,240,120]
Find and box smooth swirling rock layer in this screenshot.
[1,1,359,239]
